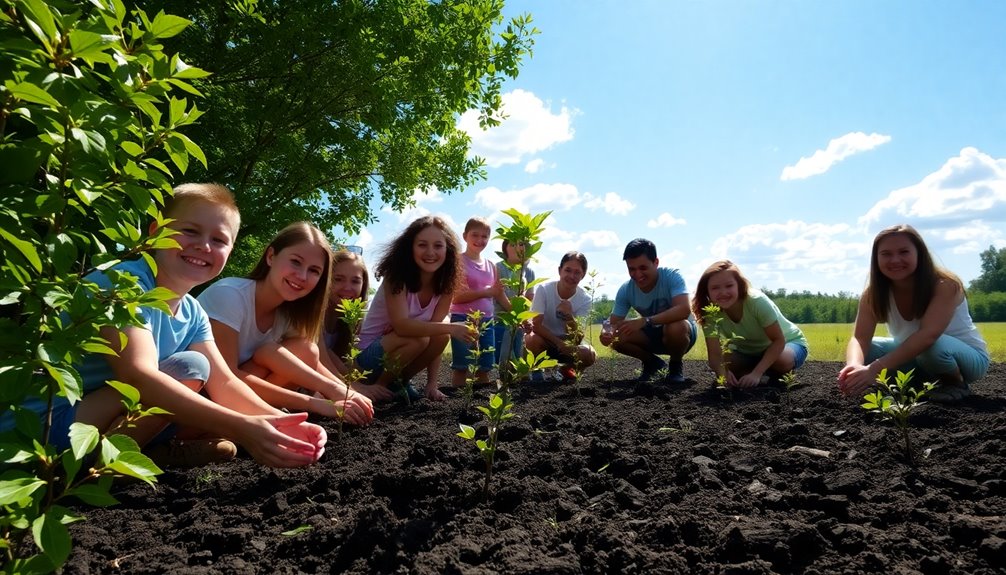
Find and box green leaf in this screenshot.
[32,509,72,567]
[0,473,47,505]
[8,82,60,109]
[105,450,161,485]
[148,12,191,39]
[281,525,313,536]
[68,423,100,461]
[69,29,110,60]
[120,141,144,157]
[18,0,59,47]
[42,363,83,404]
[0,228,42,272]
[457,424,476,439]
[66,484,119,507]
[105,380,140,405]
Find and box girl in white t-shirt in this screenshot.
[356,216,477,402]
[198,222,375,423]
[526,251,597,381]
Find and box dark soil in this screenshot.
[66,360,1006,575]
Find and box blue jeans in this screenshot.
[731,342,809,372]
[450,313,495,372]
[356,338,388,382]
[868,335,990,384]
[0,350,210,450]
[492,320,524,367]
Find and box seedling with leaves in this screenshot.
[334,298,370,440]
[459,309,493,410]
[457,209,552,499]
[861,368,935,464]
[700,303,745,389]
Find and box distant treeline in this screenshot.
[587,289,1006,324]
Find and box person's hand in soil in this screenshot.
[346,391,375,419]
[355,383,395,402]
[837,363,877,398]
[329,398,371,426]
[425,384,447,402]
[238,412,327,467]
[733,371,763,388]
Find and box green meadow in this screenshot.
[450,323,1004,363]
[575,322,1006,363]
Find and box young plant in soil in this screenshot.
[461,309,492,411]
[457,209,552,499]
[564,319,586,395]
[700,303,744,389]
[335,298,370,441]
[861,368,935,465]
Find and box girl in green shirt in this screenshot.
[692,261,809,388]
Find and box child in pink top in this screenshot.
[355,216,477,401]
[449,217,507,388]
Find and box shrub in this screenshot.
[1,1,209,570]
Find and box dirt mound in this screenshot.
[65,360,1006,574]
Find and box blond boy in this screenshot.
[2,184,326,468]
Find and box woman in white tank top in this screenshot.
[838,225,989,403]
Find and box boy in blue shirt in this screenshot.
[599,238,697,384]
[2,184,326,468]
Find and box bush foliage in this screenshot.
[1,0,208,571]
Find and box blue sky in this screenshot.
[343,0,1006,300]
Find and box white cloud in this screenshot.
[355,227,373,250]
[709,222,870,293]
[524,158,545,173]
[583,192,635,216]
[458,89,575,168]
[475,182,583,213]
[781,131,892,181]
[860,147,1006,230]
[647,212,687,228]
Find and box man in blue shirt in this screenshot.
[600,238,697,383]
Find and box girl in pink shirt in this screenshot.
[449,217,507,389]
[356,216,476,401]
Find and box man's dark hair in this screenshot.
[623,238,657,261]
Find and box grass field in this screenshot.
[448,323,1005,364]
[580,322,1006,363]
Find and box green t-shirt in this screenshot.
[702,289,807,355]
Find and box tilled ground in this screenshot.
[65,360,1006,574]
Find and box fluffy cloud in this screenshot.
[781,132,892,181]
[647,212,687,228]
[709,222,870,292]
[859,147,1006,230]
[524,158,545,173]
[457,89,575,168]
[475,183,583,213]
[583,192,635,216]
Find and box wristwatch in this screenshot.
[644,316,653,327]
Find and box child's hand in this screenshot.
[450,322,478,344]
[425,384,446,402]
[356,383,395,402]
[733,372,762,388]
[837,364,875,397]
[332,399,371,425]
[241,413,326,468]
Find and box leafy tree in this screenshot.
[1,0,207,570]
[134,0,538,273]
[968,245,1006,293]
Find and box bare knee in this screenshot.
[281,337,320,364]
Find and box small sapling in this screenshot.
[335,298,371,440]
[700,303,744,389]
[861,368,935,464]
[461,309,492,410]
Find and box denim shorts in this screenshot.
[356,338,387,382]
[450,313,495,372]
[1,350,210,450]
[731,342,809,371]
[643,318,698,356]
